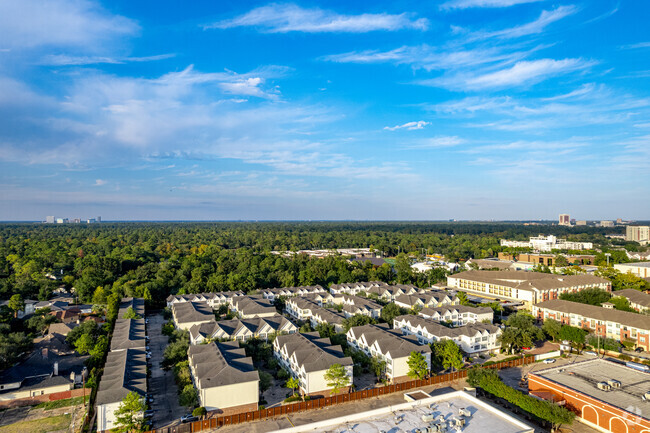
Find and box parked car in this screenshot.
[521,347,532,351]
[634,347,644,353]
[584,351,597,357]
[181,415,198,423]
[144,410,154,419]
[543,358,556,364]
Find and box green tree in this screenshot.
[179,384,198,408]
[285,377,300,396]
[114,391,146,433]
[8,294,24,318]
[407,351,429,379]
[559,325,588,354]
[542,319,562,342]
[499,311,543,353]
[122,306,142,320]
[432,340,463,371]
[342,314,375,332]
[315,322,336,338]
[380,303,404,324]
[370,356,386,380]
[395,253,413,284]
[192,407,207,420]
[259,371,273,398]
[323,363,350,394]
[74,333,94,355]
[456,291,470,306]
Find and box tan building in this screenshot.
[614,261,650,278]
[447,270,610,308]
[559,214,570,226]
[625,225,650,245]
[498,252,596,266]
[612,289,650,313]
[532,299,650,351]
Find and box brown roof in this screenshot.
[534,299,650,330]
[451,270,609,292]
[613,289,650,308]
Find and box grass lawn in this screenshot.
[0,414,71,433]
[35,396,85,410]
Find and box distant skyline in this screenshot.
[1,0,649,221]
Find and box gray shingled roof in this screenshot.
[231,296,277,316]
[110,318,146,351]
[118,297,145,319]
[96,349,147,405]
[613,289,650,308]
[394,315,501,339]
[347,324,431,358]
[419,304,493,318]
[534,299,650,329]
[172,301,216,324]
[188,341,258,388]
[274,332,352,373]
[190,314,295,341]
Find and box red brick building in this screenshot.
[529,360,650,433]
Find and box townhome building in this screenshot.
[346,324,431,382]
[110,318,146,352]
[612,289,650,313]
[336,294,382,319]
[394,290,459,310]
[329,281,388,296]
[309,308,347,333]
[166,291,245,309]
[117,297,144,319]
[365,284,420,302]
[285,296,321,321]
[96,349,147,433]
[393,315,502,356]
[447,270,610,308]
[532,300,650,351]
[273,332,353,397]
[261,285,326,302]
[171,301,216,331]
[187,341,259,415]
[189,314,297,344]
[229,296,277,319]
[418,305,494,326]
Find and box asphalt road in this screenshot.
[148,312,185,429]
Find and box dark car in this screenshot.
[181,415,198,423]
[634,347,644,353]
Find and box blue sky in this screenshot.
[1,0,649,221]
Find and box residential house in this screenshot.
[171,301,216,331]
[394,290,459,311]
[418,305,494,326]
[166,291,245,309]
[189,315,297,344]
[229,296,277,319]
[261,285,326,302]
[329,281,388,296]
[309,308,346,333]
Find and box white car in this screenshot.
[584,351,598,357]
[543,358,556,364]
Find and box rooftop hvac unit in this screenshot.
[422,414,435,422]
[644,392,650,401]
[607,379,621,388]
[453,418,466,427]
[596,382,611,391]
[458,407,471,417]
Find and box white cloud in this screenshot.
[384,121,429,131]
[620,42,650,50]
[542,83,597,101]
[440,0,545,10]
[39,53,175,66]
[0,0,138,50]
[423,58,594,91]
[470,6,577,40]
[410,136,466,148]
[207,4,428,33]
[94,179,107,186]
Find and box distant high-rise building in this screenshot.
[559,214,570,226]
[600,220,614,228]
[45,216,55,224]
[626,226,650,245]
[616,218,623,224]
[97,216,101,223]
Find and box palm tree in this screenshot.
[285,377,300,396]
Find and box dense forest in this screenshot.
[0,222,643,308]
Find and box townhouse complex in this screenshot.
[418,304,494,326]
[187,342,259,415]
[346,324,431,383]
[166,291,245,309]
[393,315,502,356]
[532,299,650,351]
[394,290,459,310]
[447,270,610,308]
[97,297,148,432]
[171,301,216,331]
[273,332,353,396]
[189,315,297,344]
[261,285,326,301]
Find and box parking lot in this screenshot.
[147,312,186,428]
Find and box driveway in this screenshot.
[147,312,185,428]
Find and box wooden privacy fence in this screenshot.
[144,356,533,433]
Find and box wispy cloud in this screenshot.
[384,121,429,131]
[206,3,428,33]
[409,136,466,148]
[94,179,107,186]
[421,58,594,91]
[619,42,650,50]
[468,6,577,40]
[440,0,545,10]
[39,53,175,66]
[0,0,138,50]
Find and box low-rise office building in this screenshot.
[273,332,353,397]
[394,315,501,355]
[528,359,649,433]
[230,296,277,319]
[166,291,245,309]
[171,301,216,331]
[532,299,650,351]
[613,289,650,313]
[447,270,610,308]
[187,342,259,415]
[418,305,494,326]
[96,349,147,433]
[614,261,650,278]
[189,314,297,344]
[346,324,431,382]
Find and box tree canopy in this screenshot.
[407,351,429,379]
[324,363,350,394]
[114,391,147,433]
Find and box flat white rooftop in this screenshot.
[270,390,534,433]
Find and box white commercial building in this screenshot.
[500,235,593,252]
[614,261,650,278]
